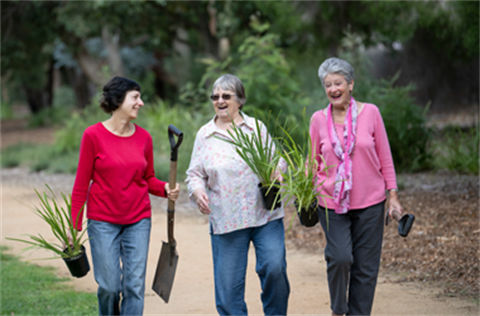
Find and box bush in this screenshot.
[138,98,208,181]
[28,86,77,128]
[1,101,14,119]
[54,101,108,155]
[188,20,310,145]
[433,126,479,174]
[367,74,433,172]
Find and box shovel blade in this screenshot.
[152,241,179,303]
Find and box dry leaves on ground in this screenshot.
[284,172,479,298]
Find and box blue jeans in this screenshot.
[88,218,151,316]
[210,218,290,316]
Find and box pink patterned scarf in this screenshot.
[326,97,358,214]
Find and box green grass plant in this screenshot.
[217,114,280,187]
[0,246,97,316]
[274,115,334,231]
[6,185,89,259]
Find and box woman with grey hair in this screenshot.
[186,74,290,315]
[310,58,403,316]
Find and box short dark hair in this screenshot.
[99,76,141,114]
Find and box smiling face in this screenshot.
[324,73,354,109]
[117,90,144,120]
[212,86,241,123]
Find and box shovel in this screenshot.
[385,209,415,237]
[152,124,183,303]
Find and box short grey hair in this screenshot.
[211,74,247,109]
[318,57,354,87]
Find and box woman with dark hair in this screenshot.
[186,74,290,316]
[70,76,180,316]
[310,58,403,316]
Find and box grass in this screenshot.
[0,246,97,315]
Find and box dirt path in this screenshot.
[1,168,477,315]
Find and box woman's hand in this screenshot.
[64,230,75,249]
[193,188,211,215]
[388,190,403,219]
[272,169,284,182]
[165,183,180,201]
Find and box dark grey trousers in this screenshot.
[318,200,385,316]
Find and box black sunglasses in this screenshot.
[210,94,236,101]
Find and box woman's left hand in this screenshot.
[165,183,180,201]
[388,190,403,219]
[272,169,284,182]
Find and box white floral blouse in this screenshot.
[185,112,285,235]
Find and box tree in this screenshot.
[1,1,59,113]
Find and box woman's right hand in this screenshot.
[193,188,211,215]
[64,230,75,249]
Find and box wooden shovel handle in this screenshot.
[167,160,177,245]
[167,125,183,245]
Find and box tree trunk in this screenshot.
[65,68,95,109]
[199,4,219,58]
[151,50,178,100]
[24,86,47,114]
[75,42,107,87]
[24,58,55,114]
[102,26,124,77]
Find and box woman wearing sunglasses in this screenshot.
[185,74,290,316]
[310,58,403,316]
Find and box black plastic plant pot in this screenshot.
[63,245,90,278]
[258,183,282,210]
[295,199,319,227]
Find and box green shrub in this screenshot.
[1,101,14,119]
[139,98,208,181]
[53,85,77,108]
[1,143,52,170]
[54,102,108,155]
[434,125,479,174]
[366,73,433,172]
[28,86,77,128]
[188,21,310,145]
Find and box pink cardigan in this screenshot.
[309,103,397,211]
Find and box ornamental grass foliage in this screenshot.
[216,113,281,188]
[276,125,333,231]
[6,185,89,259]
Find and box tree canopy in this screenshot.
[1,1,478,113]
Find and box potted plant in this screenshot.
[6,185,90,278]
[273,124,333,230]
[217,115,282,210]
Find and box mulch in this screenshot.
[284,171,479,298]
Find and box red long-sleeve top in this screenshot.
[71,122,167,230]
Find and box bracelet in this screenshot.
[390,188,399,192]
